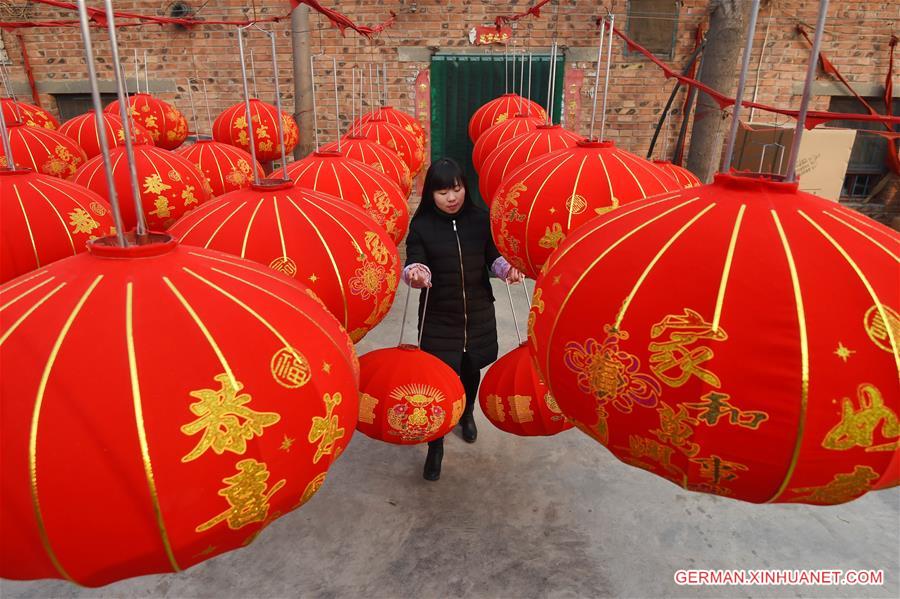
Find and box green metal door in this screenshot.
[430,53,565,207]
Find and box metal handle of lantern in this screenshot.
[398,280,431,350]
[0,92,16,165]
[236,26,261,185]
[588,17,607,140]
[721,0,761,173]
[599,14,615,143]
[505,280,522,345]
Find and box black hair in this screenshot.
[412,157,473,219]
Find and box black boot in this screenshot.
[423,443,443,481]
[460,411,477,443]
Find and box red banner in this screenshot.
[562,68,583,130]
[414,69,431,190]
[471,25,512,46]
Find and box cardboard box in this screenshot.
[730,122,857,201]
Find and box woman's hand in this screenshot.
[408,265,432,288]
[505,267,525,284]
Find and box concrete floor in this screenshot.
[4,279,899,599]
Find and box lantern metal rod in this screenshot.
[236,26,261,184]
[599,14,616,142]
[143,50,149,94]
[398,281,412,345]
[0,99,17,169]
[504,41,509,94]
[589,17,607,140]
[785,0,829,182]
[134,49,140,94]
[185,77,199,141]
[0,64,22,124]
[505,281,522,345]
[333,57,341,152]
[417,287,430,349]
[201,77,213,138]
[518,50,526,114]
[521,278,531,309]
[351,67,356,139]
[249,49,259,99]
[546,42,558,126]
[382,63,388,108]
[310,55,320,151]
[75,0,126,247]
[527,52,533,117]
[266,26,289,174]
[721,0,761,173]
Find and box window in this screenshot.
[53,93,117,122]
[626,0,679,59]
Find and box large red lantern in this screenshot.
[357,345,465,444]
[528,173,900,504]
[58,112,153,158]
[0,122,87,178]
[468,94,547,143]
[654,160,702,188]
[175,140,264,197]
[212,99,299,163]
[0,233,359,586]
[170,180,400,343]
[1,98,59,130]
[355,106,426,151]
[271,151,409,245]
[0,169,114,283]
[479,124,583,204]
[355,118,424,176]
[72,143,213,230]
[105,93,188,150]
[490,140,682,279]
[320,135,413,197]
[471,114,544,175]
[479,344,573,437]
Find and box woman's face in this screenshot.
[433,182,465,215]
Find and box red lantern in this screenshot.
[468,93,547,143]
[175,140,264,197]
[479,344,573,437]
[72,143,213,230]
[58,112,153,159]
[0,169,114,283]
[212,99,299,163]
[471,114,544,175]
[478,125,582,203]
[0,233,359,586]
[1,98,59,130]
[0,122,87,179]
[529,173,900,504]
[170,179,400,343]
[490,140,682,279]
[271,151,409,245]
[105,93,188,150]
[357,345,465,444]
[355,107,426,151]
[320,135,413,197]
[355,118,424,176]
[654,160,702,188]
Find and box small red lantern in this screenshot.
[271,151,409,245]
[170,179,400,343]
[355,118,424,176]
[479,124,582,204]
[479,344,573,437]
[357,345,465,444]
[468,93,547,143]
[0,233,359,586]
[0,122,87,178]
[529,173,900,504]
[0,169,114,283]
[654,160,702,188]
[471,114,544,175]
[320,135,413,197]
[355,107,426,151]
[212,99,299,163]
[490,140,682,279]
[72,143,213,230]
[1,98,59,130]
[175,140,264,197]
[58,112,153,159]
[105,93,188,150]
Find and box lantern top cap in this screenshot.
[89,232,177,258]
[715,171,799,194]
[250,178,294,191]
[535,124,563,130]
[577,139,615,149]
[396,343,422,352]
[313,150,344,158]
[0,167,34,177]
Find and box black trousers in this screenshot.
[428,351,480,449]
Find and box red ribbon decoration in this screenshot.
[494,0,553,29]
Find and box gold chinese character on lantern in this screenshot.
[195,458,285,532]
[864,305,900,353]
[648,308,727,388]
[68,208,100,235]
[270,346,311,388]
[690,454,748,484]
[652,403,700,457]
[308,392,345,463]
[823,383,899,452]
[789,465,880,505]
[683,391,769,430]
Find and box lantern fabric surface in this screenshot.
[468,94,547,143]
[320,136,413,197]
[175,140,264,197]
[105,93,188,150]
[478,125,583,203]
[212,99,299,163]
[471,114,544,175]
[357,345,466,445]
[73,143,213,231]
[479,344,573,437]
[271,151,409,245]
[355,119,424,176]
[528,173,900,505]
[0,169,114,283]
[170,180,400,343]
[58,112,153,158]
[654,160,702,188]
[0,234,359,586]
[490,140,682,279]
[355,107,426,151]
[1,98,59,130]
[0,123,87,179]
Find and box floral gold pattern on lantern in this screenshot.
[359,392,379,425]
[788,465,880,505]
[452,396,464,425]
[268,256,298,278]
[195,459,285,532]
[863,305,900,353]
[349,260,387,301]
[648,308,727,388]
[494,113,509,125]
[181,374,281,463]
[308,392,345,463]
[270,346,311,389]
[492,182,527,256]
[386,383,447,442]
[823,384,899,452]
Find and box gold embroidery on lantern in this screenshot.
[149,197,172,219]
[485,393,506,422]
[279,435,295,452]
[623,435,681,477]
[182,185,198,206]
[538,223,565,249]
[508,395,535,423]
[452,396,464,425]
[823,384,899,452]
[365,231,390,265]
[67,208,100,235]
[180,373,281,462]
[544,392,564,419]
[494,112,509,124]
[565,194,588,215]
[864,305,900,353]
[294,472,327,508]
[359,392,379,425]
[690,455,748,489]
[268,256,298,278]
[270,346,311,388]
[386,384,447,442]
[683,392,769,430]
[195,459,285,532]
[532,288,545,314]
[788,465,879,505]
[648,308,727,388]
[309,392,345,463]
[651,403,700,457]
[143,173,172,195]
[89,200,108,216]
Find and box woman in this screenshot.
[404,157,523,481]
